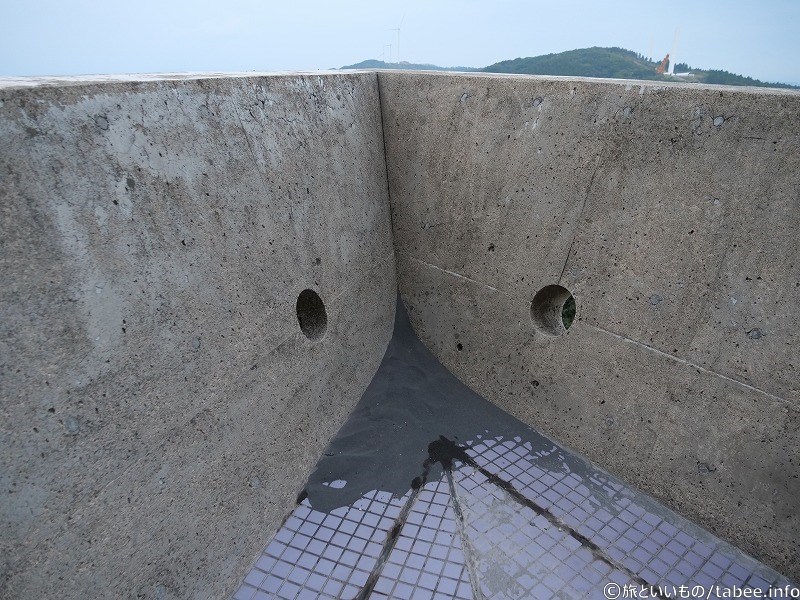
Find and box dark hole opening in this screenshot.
[530,285,576,336]
[561,295,576,330]
[296,289,327,341]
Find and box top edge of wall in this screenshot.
[3,68,798,97]
[371,69,800,96]
[0,69,373,90]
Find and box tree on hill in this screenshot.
[341,48,798,90]
[482,47,659,80]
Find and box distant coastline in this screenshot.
[342,47,799,90]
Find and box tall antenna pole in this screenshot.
[668,28,680,75]
[390,14,405,64]
[389,28,400,62]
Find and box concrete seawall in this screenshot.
[0,73,396,598]
[1,71,798,596]
[379,71,800,579]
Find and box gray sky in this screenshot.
[2,0,799,84]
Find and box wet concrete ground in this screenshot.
[232,301,793,599]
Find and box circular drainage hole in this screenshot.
[530,285,576,336]
[296,289,327,341]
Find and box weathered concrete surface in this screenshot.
[3,69,799,594]
[379,71,800,578]
[0,73,395,598]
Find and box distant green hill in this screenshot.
[484,47,798,89]
[484,47,658,79]
[340,59,479,72]
[341,47,798,90]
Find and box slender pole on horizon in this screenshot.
[390,14,404,63]
[389,28,400,63]
[668,27,681,75]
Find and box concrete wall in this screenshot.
[0,73,396,598]
[379,72,800,579]
[2,69,798,595]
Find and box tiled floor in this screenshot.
[371,478,473,600]
[233,433,793,600]
[235,489,406,599]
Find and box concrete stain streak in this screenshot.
[404,253,794,410]
[375,72,394,235]
[588,322,792,407]
[445,469,488,600]
[407,256,510,297]
[447,447,667,599]
[558,157,600,284]
[228,92,274,199]
[330,250,395,305]
[353,486,422,600]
